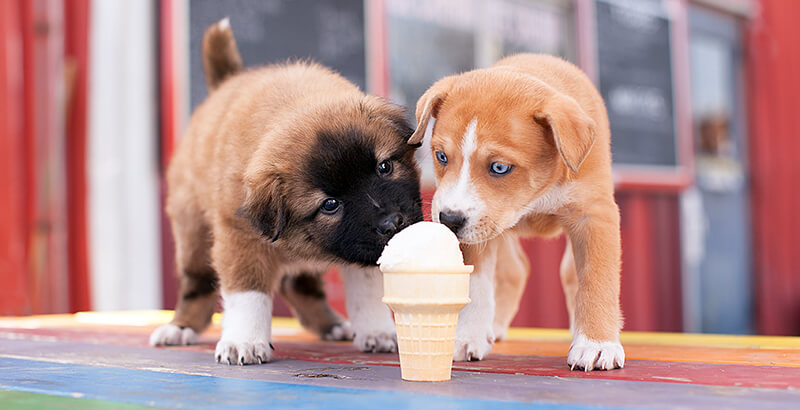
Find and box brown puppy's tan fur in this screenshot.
[411,54,623,370]
[156,22,420,361]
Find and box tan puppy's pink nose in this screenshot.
[439,211,466,234]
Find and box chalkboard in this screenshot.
[596,0,677,168]
[188,0,366,110]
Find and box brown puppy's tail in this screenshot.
[202,17,243,91]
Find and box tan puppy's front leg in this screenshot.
[454,241,499,361]
[493,234,530,341]
[339,265,397,353]
[562,201,625,371]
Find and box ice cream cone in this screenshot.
[381,267,473,381]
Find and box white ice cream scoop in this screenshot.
[378,221,469,272]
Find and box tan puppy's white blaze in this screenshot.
[411,54,624,370]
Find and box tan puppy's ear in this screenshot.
[237,176,287,242]
[408,77,456,145]
[534,94,597,173]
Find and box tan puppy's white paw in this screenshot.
[149,324,198,346]
[453,332,495,361]
[323,321,355,341]
[567,332,625,371]
[215,340,272,365]
[354,331,397,353]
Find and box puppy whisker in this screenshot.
[366,194,381,209]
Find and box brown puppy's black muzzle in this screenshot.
[377,212,405,238]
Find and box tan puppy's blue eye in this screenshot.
[320,198,341,214]
[377,160,393,175]
[490,162,512,175]
[435,151,448,165]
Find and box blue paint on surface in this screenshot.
[0,358,601,409]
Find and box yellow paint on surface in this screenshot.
[2,311,798,357]
[505,327,800,350]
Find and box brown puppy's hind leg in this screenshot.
[280,272,354,341]
[150,204,218,346]
[493,234,530,341]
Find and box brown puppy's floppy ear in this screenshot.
[534,94,597,173]
[408,76,456,145]
[363,96,416,145]
[237,176,287,242]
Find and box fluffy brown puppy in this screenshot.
[410,54,624,370]
[150,19,423,365]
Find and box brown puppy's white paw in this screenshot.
[323,321,355,341]
[149,323,198,346]
[453,332,494,361]
[215,340,272,365]
[354,331,397,353]
[567,332,625,371]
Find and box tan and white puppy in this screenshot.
[150,20,423,364]
[410,54,624,371]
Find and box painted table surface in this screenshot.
[0,311,798,409]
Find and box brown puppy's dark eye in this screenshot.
[377,160,393,176]
[320,198,341,214]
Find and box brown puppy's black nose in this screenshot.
[378,212,404,237]
[439,211,465,234]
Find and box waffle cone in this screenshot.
[381,267,472,381]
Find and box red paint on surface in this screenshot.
[63,0,91,313]
[5,326,798,390]
[747,0,800,336]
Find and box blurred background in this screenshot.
[1,0,797,336]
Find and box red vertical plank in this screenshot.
[367,0,389,97]
[26,0,69,313]
[747,0,800,336]
[21,0,39,313]
[0,0,32,315]
[651,194,682,331]
[160,0,178,309]
[619,193,658,331]
[63,0,91,312]
[513,237,568,328]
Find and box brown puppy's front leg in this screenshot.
[212,224,277,365]
[339,265,397,353]
[562,200,625,371]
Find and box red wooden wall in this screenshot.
[747,0,800,336]
[0,0,90,315]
